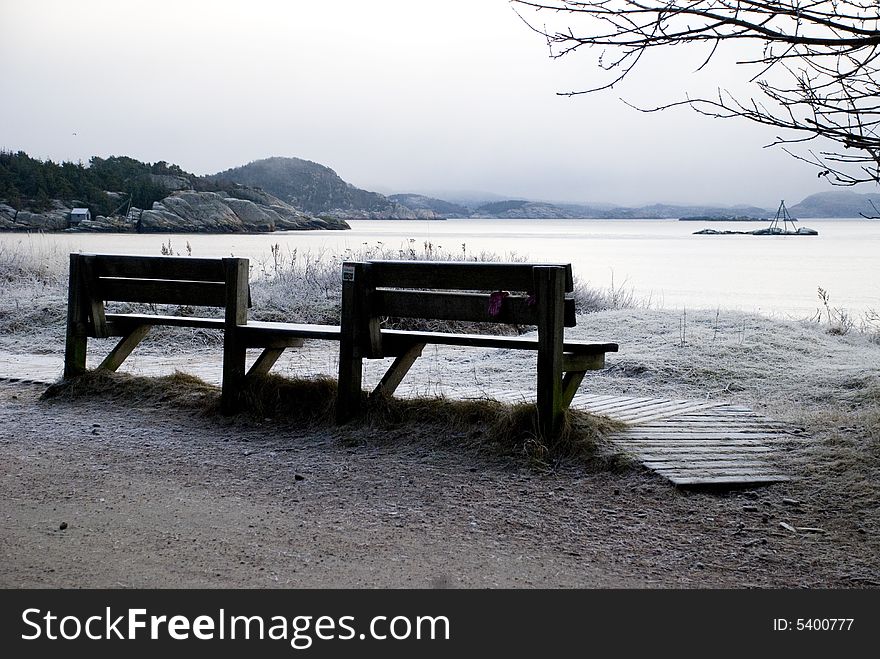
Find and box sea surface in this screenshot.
[2,218,878,318]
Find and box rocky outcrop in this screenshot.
[137,190,349,232]
[0,189,349,233]
[0,201,70,231]
[324,203,440,220]
[149,173,192,192]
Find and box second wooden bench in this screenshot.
[335,260,618,438]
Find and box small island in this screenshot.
[693,201,818,236]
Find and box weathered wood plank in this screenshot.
[374,290,576,327]
[616,432,787,440]
[618,404,729,423]
[581,398,668,412]
[380,329,616,353]
[574,394,631,404]
[239,321,341,341]
[97,278,227,307]
[86,254,226,281]
[105,313,225,331]
[622,445,776,454]
[586,399,709,415]
[619,439,777,447]
[365,260,574,292]
[643,460,777,469]
[668,474,790,485]
[655,467,786,478]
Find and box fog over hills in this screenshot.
[212,157,879,219]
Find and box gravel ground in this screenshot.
[1,307,878,588]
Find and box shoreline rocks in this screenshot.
[0,190,350,233]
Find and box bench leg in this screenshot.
[221,342,247,414]
[536,267,565,440]
[336,347,363,424]
[372,343,425,398]
[97,325,151,372]
[246,347,285,379]
[64,332,88,379]
[63,254,88,379]
[222,258,250,415]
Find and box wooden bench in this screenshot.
[63,253,340,412]
[335,260,618,438]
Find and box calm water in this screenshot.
[3,218,878,318]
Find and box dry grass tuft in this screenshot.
[235,374,338,424]
[41,369,217,409]
[40,369,628,469]
[362,391,628,467]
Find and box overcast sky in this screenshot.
[0,0,855,207]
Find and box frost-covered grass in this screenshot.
[2,240,879,531]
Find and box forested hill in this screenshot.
[0,150,210,216]
[209,157,437,219]
[0,152,349,233]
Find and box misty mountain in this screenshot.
[470,200,580,219]
[210,157,435,219]
[387,194,470,218]
[788,191,880,218]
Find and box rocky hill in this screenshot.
[0,187,348,233]
[470,200,580,219]
[387,194,470,218]
[788,191,880,218]
[211,157,439,220]
[0,151,349,233]
[136,188,347,233]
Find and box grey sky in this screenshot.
[0,0,851,207]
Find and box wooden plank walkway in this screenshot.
[574,395,800,487]
[430,388,801,487]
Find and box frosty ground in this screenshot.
[0,247,878,587]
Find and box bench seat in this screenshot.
[380,329,618,354]
[239,321,341,341]
[105,313,225,333]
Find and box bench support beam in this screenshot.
[97,325,151,372]
[246,347,286,379]
[373,343,425,398]
[561,370,586,410]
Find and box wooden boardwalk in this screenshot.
[441,387,800,487]
[573,394,799,487]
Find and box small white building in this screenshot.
[69,208,91,225]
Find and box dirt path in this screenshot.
[1,380,876,588]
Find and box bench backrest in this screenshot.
[340,260,576,357]
[68,253,250,337]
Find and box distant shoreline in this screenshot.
[679,217,766,222]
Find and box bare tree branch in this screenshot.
[511,0,880,184]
